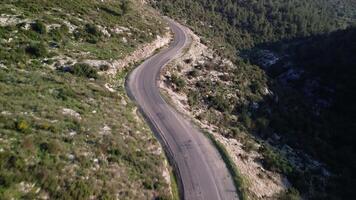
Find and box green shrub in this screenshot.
[259,145,293,174]
[242,140,257,153]
[52,87,75,101]
[171,74,186,91]
[85,24,100,36]
[67,180,92,200]
[38,141,62,156]
[120,0,132,15]
[230,127,241,138]
[49,25,69,42]
[73,24,102,44]
[241,111,252,129]
[187,91,199,107]
[31,21,47,34]
[70,63,98,79]
[84,24,101,44]
[25,42,47,58]
[208,95,230,112]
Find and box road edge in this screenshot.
[124,20,187,200]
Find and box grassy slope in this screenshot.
[0,0,171,199]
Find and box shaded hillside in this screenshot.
[251,27,356,199]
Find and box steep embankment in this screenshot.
[0,0,173,199]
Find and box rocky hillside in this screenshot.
[0,0,174,199]
[153,0,356,199]
[160,29,292,199]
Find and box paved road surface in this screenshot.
[126,19,238,200]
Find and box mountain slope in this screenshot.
[152,0,356,199]
[252,27,356,199]
[151,0,351,58]
[0,0,173,199]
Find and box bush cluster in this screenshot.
[70,63,98,79]
[171,74,186,91]
[25,42,48,58]
[31,21,47,34]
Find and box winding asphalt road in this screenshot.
[126,19,238,200]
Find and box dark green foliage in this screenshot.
[171,74,186,91]
[31,20,46,34]
[153,0,344,57]
[187,91,199,107]
[154,0,356,198]
[74,24,102,44]
[120,0,131,15]
[259,145,293,175]
[25,42,47,58]
[49,25,69,42]
[207,95,230,112]
[266,27,356,199]
[66,180,92,200]
[85,24,100,36]
[70,63,98,79]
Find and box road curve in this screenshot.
[126,19,238,200]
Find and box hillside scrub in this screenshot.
[0,0,172,199]
[154,0,356,198]
[152,0,354,58]
[70,63,98,79]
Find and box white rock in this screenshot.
[99,125,112,135]
[121,98,127,106]
[62,108,81,120]
[68,154,75,160]
[104,83,116,92]
[1,111,11,115]
[69,131,77,136]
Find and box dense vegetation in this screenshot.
[0,0,172,199]
[254,27,356,199]
[153,0,356,199]
[152,0,354,59]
